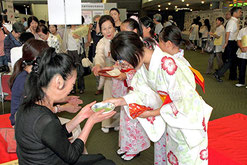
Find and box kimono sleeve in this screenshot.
[158,56,212,130]
[94,38,106,67]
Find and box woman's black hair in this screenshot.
[111,31,144,68]
[110,8,120,14]
[139,16,155,38]
[204,19,211,32]
[216,17,224,24]
[99,15,115,31]
[37,25,49,34]
[27,16,39,28]
[48,24,57,31]
[122,18,141,36]
[9,39,48,89]
[159,25,191,48]
[22,47,77,109]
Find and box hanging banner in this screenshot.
[48,0,81,25]
[81,3,105,10]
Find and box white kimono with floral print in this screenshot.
[123,46,213,165]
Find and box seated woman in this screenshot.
[15,48,116,165]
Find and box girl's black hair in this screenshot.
[216,17,224,24]
[122,18,141,36]
[204,19,211,32]
[48,24,57,31]
[159,25,191,48]
[111,31,144,68]
[110,8,120,14]
[139,16,155,38]
[99,15,115,32]
[37,25,49,34]
[27,16,39,28]
[22,48,77,109]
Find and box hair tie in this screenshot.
[31,57,40,74]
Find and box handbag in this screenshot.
[79,38,92,76]
[204,37,214,53]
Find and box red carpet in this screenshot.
[0,114,17,164]
[0,113,247,164]
[208,113,247,165]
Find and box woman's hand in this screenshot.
[92,64,101,76]
[102,97,126,107]
[139,108,161,118]
[115,72,127,81]
[60,103,82,113]
[67,96,83,105]
[78,101,96,119]
[88,109,116,124]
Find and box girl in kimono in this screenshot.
[92,15,119,133]
[111,18,150,160]
[105,30,212,165]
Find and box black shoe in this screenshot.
[213,73,223,82]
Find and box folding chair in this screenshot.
[0,73,11,114]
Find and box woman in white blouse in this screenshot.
[92,15,119,133]
[189,19,199,50]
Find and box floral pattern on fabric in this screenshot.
[200,148,208,160]
[170,103,179,117]
[168,151,179,165]
[119,108,150,154]
[147,116,156,125]
[161,56,178,75]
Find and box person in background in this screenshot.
[153,13,163,35]
[235,22,247,87]
[49,25,63,52]
[199,19,211,53]
[4,21,25,72]
[189,18,199,50]
[10,32,34,69]
[224,11,231,28]
[164,15,177,28]
[15,47,116,165]
[139,16,158,42]
[26,16,39,39]
[110,8,121,32]
[39,19,46,26]
[2,14,12,33]
[206,17,225,74]
[86,15,103,95]
[92,15,119,133]
[37,25,60,53]
[0,15,6,72]
[22,17,28,29]
[214,7,242,82]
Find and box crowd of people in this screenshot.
[0,6,243,165]
[189,7,247,87]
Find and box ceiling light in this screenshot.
[190,9,193,11]
[210,3,213,7]
[148,0,152,1]
[182,0,185,2]
[168,2,171,5]
[166,7,168,10]
[158,5,161,7]
[175,6,178,8]
[201,1,205,4]
[186,3,189,6]
[158,9,161,11]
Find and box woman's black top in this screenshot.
[15,104,84,165]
